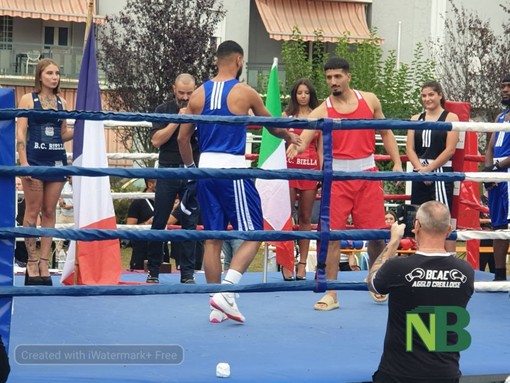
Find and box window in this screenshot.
[0,16,13,50]
[43,23,70,49]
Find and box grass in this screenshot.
[120,245,267,272]
[120,242,510,275]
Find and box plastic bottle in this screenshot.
[57,249,66,271]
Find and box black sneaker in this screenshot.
[181,278,195,284]
[146,273,159,284]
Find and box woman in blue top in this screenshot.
[16,59,73,285]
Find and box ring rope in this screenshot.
[0,281,368,297]
[4,165,509,184]
[4,109,510,294]
[5,108,510,133]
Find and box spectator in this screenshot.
[368,201,474,383]
[168,200,204,274]
[126,179,156,270]
[15,177,28,266]
[222,238,243,271]
[384,210,397,226]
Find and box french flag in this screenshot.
[61,24,122,285]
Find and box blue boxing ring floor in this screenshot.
[6,270,510,383]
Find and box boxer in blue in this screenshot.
[178,40,300,323]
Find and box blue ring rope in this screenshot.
[1,108,453,131]
[0,165,466,182]
[2,109,461,296]
[0,281,368,297]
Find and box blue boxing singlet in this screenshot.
[197,79,246,155]
[26,92,67,164]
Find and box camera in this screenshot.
[395,204,419,238]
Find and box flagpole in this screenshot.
[74,0,93,286]
[83,0,94,49]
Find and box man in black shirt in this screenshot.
[368,201,474,383]
[127,179,156,270]
[146,74,200,284]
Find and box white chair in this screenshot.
[25,50,40,74]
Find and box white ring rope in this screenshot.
[474,281,510,292]
[455,230,510,241]
[451,121,510,132]
[18,192,155,200]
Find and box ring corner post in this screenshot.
[315,118,334,293]
[0,87,16,353]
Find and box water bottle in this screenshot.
[57,249,66,271]
[267,249,277,272]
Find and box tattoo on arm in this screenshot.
[367,243,398,292]
[17,141,26,151]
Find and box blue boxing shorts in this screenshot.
[488,181,509,227]
[197,178,263,231]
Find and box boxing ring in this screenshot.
[1,104,510,382]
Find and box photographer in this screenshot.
[368,201,474,383]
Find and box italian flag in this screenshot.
[255,58,295,272]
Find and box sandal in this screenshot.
[281,267,294,281]
[24,259,42,286]
[39,258,53,286]
[314,294,340,311]
[295,262,307,280]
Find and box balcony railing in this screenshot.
[0,42,85,79]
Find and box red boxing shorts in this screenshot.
[330,167,386,230]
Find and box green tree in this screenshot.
[280,29,435,195]
[432,0,510,123]
[97,0,225,166]
[281,28,328,98]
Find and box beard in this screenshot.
[177,99,188,109]
[501,97,510,107]
[236,66,243,80]
[332,89,342,96]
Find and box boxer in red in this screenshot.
[287,56,402,310]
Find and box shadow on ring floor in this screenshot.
[7,270,510,383]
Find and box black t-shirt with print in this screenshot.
[373,252,474,381]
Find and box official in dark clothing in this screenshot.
[146,74,200,284]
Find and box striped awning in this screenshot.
[255,0,372,43]
[0,0,105,24]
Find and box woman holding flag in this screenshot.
[281,79,322,281]
[16,58,73,286]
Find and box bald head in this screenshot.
[173,73,196,108]
[175,73,195,86]
[415,201,451,235]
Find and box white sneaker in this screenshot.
[210,292,245,323]
[209,305,228,323]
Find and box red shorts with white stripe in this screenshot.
[330,167,386,230]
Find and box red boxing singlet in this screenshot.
[325,90,376,160]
